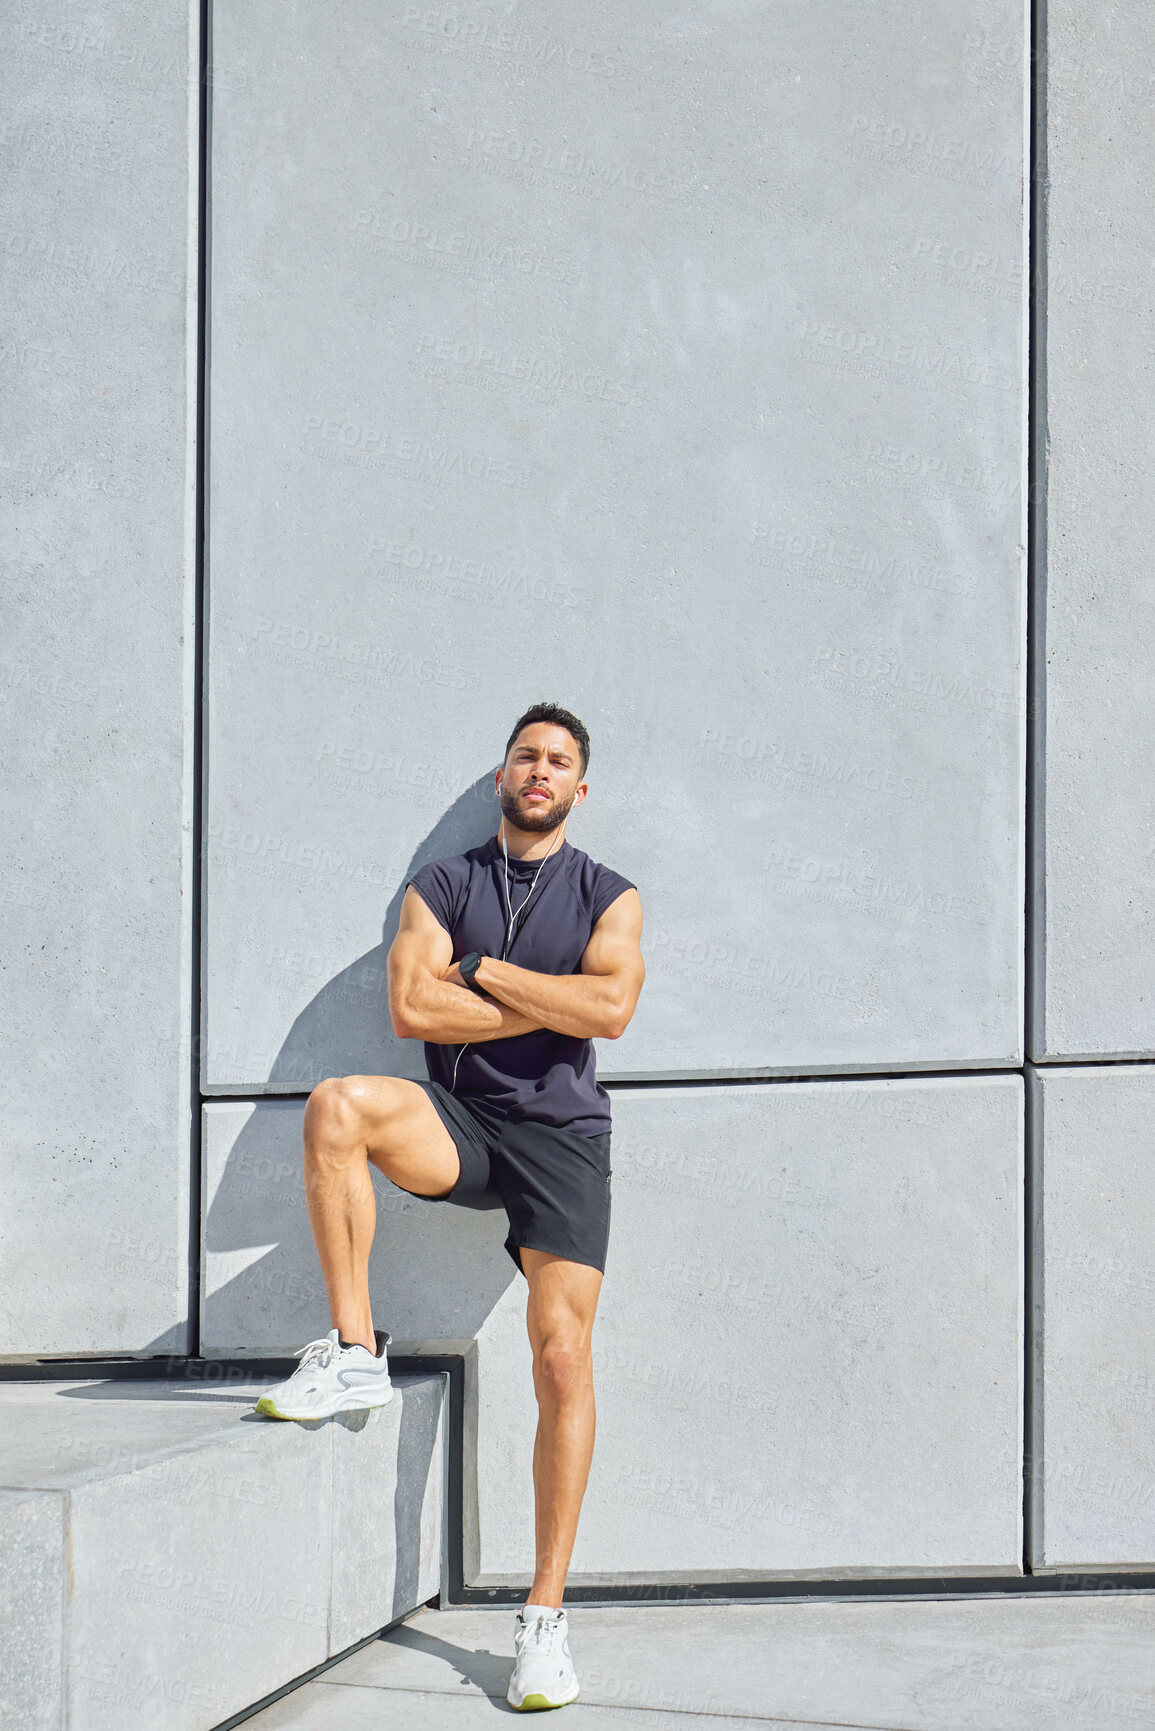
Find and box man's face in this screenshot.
[497,724,587,834]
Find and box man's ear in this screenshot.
[574,781,589,807]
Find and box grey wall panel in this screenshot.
[204,0,1028,1093]
[1032,6,1155,1058]
[0,7,196,1351]
[203,1077,1023,1580]
[474,1078,1024,1582]
[1030,1066,1155,1570]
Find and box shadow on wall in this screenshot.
[152,775,518,1354]
[272,773,503,1089]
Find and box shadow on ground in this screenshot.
[380,1621,515,1706]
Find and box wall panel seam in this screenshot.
[189,0,212,1357]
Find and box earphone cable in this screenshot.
[451,817,563,1092]
[501,818,563,961]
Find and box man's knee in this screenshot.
[305,1074,385,1150]
[533,1331,593,1402]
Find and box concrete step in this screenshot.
[0,1370,446,1730]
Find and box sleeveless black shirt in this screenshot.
[406,834,636,1134]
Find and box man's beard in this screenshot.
[500,784,574,835]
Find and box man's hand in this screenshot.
[388,888,542,1043]
[473,888,644,1040]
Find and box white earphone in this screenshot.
[450,814,563,1091]
[499,814,563,960]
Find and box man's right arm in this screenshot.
[387,885,543,1043]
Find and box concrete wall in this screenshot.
[9,0,1155,1597]
[203,0,1027,1094]
[0,5,197,1352]
[1031,2,1155,1060]
[194,0,1036,1585]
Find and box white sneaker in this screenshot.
[507,1607,580,1711]
[254,1328,393,1420]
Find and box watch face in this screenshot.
[460,952,483,990]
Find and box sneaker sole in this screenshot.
[507,1684,580,1711]
[254,1385,394,1421]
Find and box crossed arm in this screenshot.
[387,884,645,1044]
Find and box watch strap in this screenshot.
[458,951,486,993]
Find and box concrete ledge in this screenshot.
[0,1372,446,1730]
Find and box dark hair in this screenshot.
[504,703,590,778]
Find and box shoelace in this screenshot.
[518,1613,564,1656]
[292,1335,341,1374]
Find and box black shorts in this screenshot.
[410,1079,612,1277]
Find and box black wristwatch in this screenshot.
[458,951,486,994]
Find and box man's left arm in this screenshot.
[469,888,644,1040]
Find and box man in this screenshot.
[256,702,645,1712]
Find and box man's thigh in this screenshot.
[313,1073,463,1199]
[522,1248,604,1352]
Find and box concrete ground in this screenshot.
[242,1593,1155,1728]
